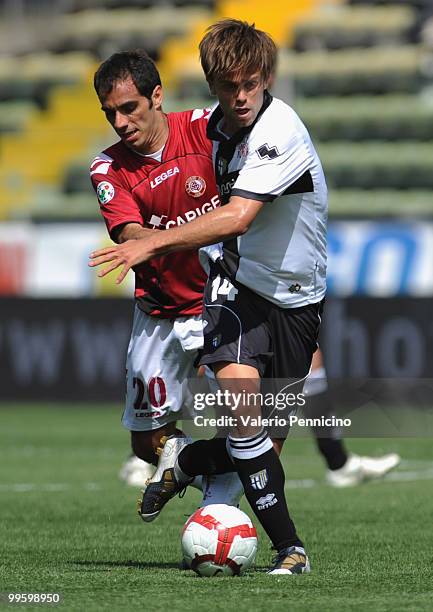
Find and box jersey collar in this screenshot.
[207,90,273,144]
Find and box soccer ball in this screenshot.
[181,504,258,577]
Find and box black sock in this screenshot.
[304,388,348,471]
[316,437,348,471]
[178,437,235,477]
[229,430,303,551]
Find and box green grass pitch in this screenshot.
[1,405,433,611]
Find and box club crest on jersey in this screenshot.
[96,181,115,205]
[249,469,268,490]
[212,334,222,348]
[238,141,249,158]
[185,175,206,198]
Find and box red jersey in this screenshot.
[90,108,220,318]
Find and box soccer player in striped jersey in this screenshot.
[90,21,324,574]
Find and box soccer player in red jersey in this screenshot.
[90,50,233,490]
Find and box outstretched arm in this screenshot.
[89,196,263,284]
[116,222,155,243]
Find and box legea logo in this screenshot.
[150,167,180,189]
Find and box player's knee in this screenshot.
[131,431,157,465]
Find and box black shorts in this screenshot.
[198,260,323,380]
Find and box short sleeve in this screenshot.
[232,123,314,202]
[189,107,215,157]
[90,157,143,239]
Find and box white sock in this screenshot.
[190,476,203,491]
[200,472,244,507]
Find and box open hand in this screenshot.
[88,239,153,284]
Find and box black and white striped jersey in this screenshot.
[201,92,328,308]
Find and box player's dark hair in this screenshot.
[94,49,161,102]
[199,19,277,86]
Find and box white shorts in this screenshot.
[122,305,203,431]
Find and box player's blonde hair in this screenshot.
[199,19,277,87]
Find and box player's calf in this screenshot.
[131,423,178,465]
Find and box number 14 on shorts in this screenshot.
[211,274,238,302]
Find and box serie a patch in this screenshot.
[96,181,115,205]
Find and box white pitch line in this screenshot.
[284,467,433,490]
[285,479,317,489]
[0,482,101,493]
[376,469,433,483]
[399,459,433,468]
[1,463,433,493]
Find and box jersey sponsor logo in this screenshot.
[289,283,301,293]
[147,194,220,229]
[150,166,180,189]
[96,181,115,205]
[249,469,268,490]
[256,493,278,510]
[90,153,113,176]
[148,214,168,229]
[185,175,206,198]
[256,143,280,160]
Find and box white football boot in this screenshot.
[119,456,156,487]
[326,453,401,488]
[138,434,192,522]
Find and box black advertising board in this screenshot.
[0,297,432,401]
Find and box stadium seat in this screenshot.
[329,189,433,216]
[420,14,433,49]
[51,7,212,58]
[348,0,431,8]
[278,46,424,96]
[0,101,37,134]
[295,95,433,141]
[317,141,433,189]
[27,188,101,221]
[293,5,416,51]
[0,52,96,107]
[0,77,109,219]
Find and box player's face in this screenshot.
[211,72,268,135]
[100,77,165,154]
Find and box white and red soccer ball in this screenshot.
[181,504,258,577]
